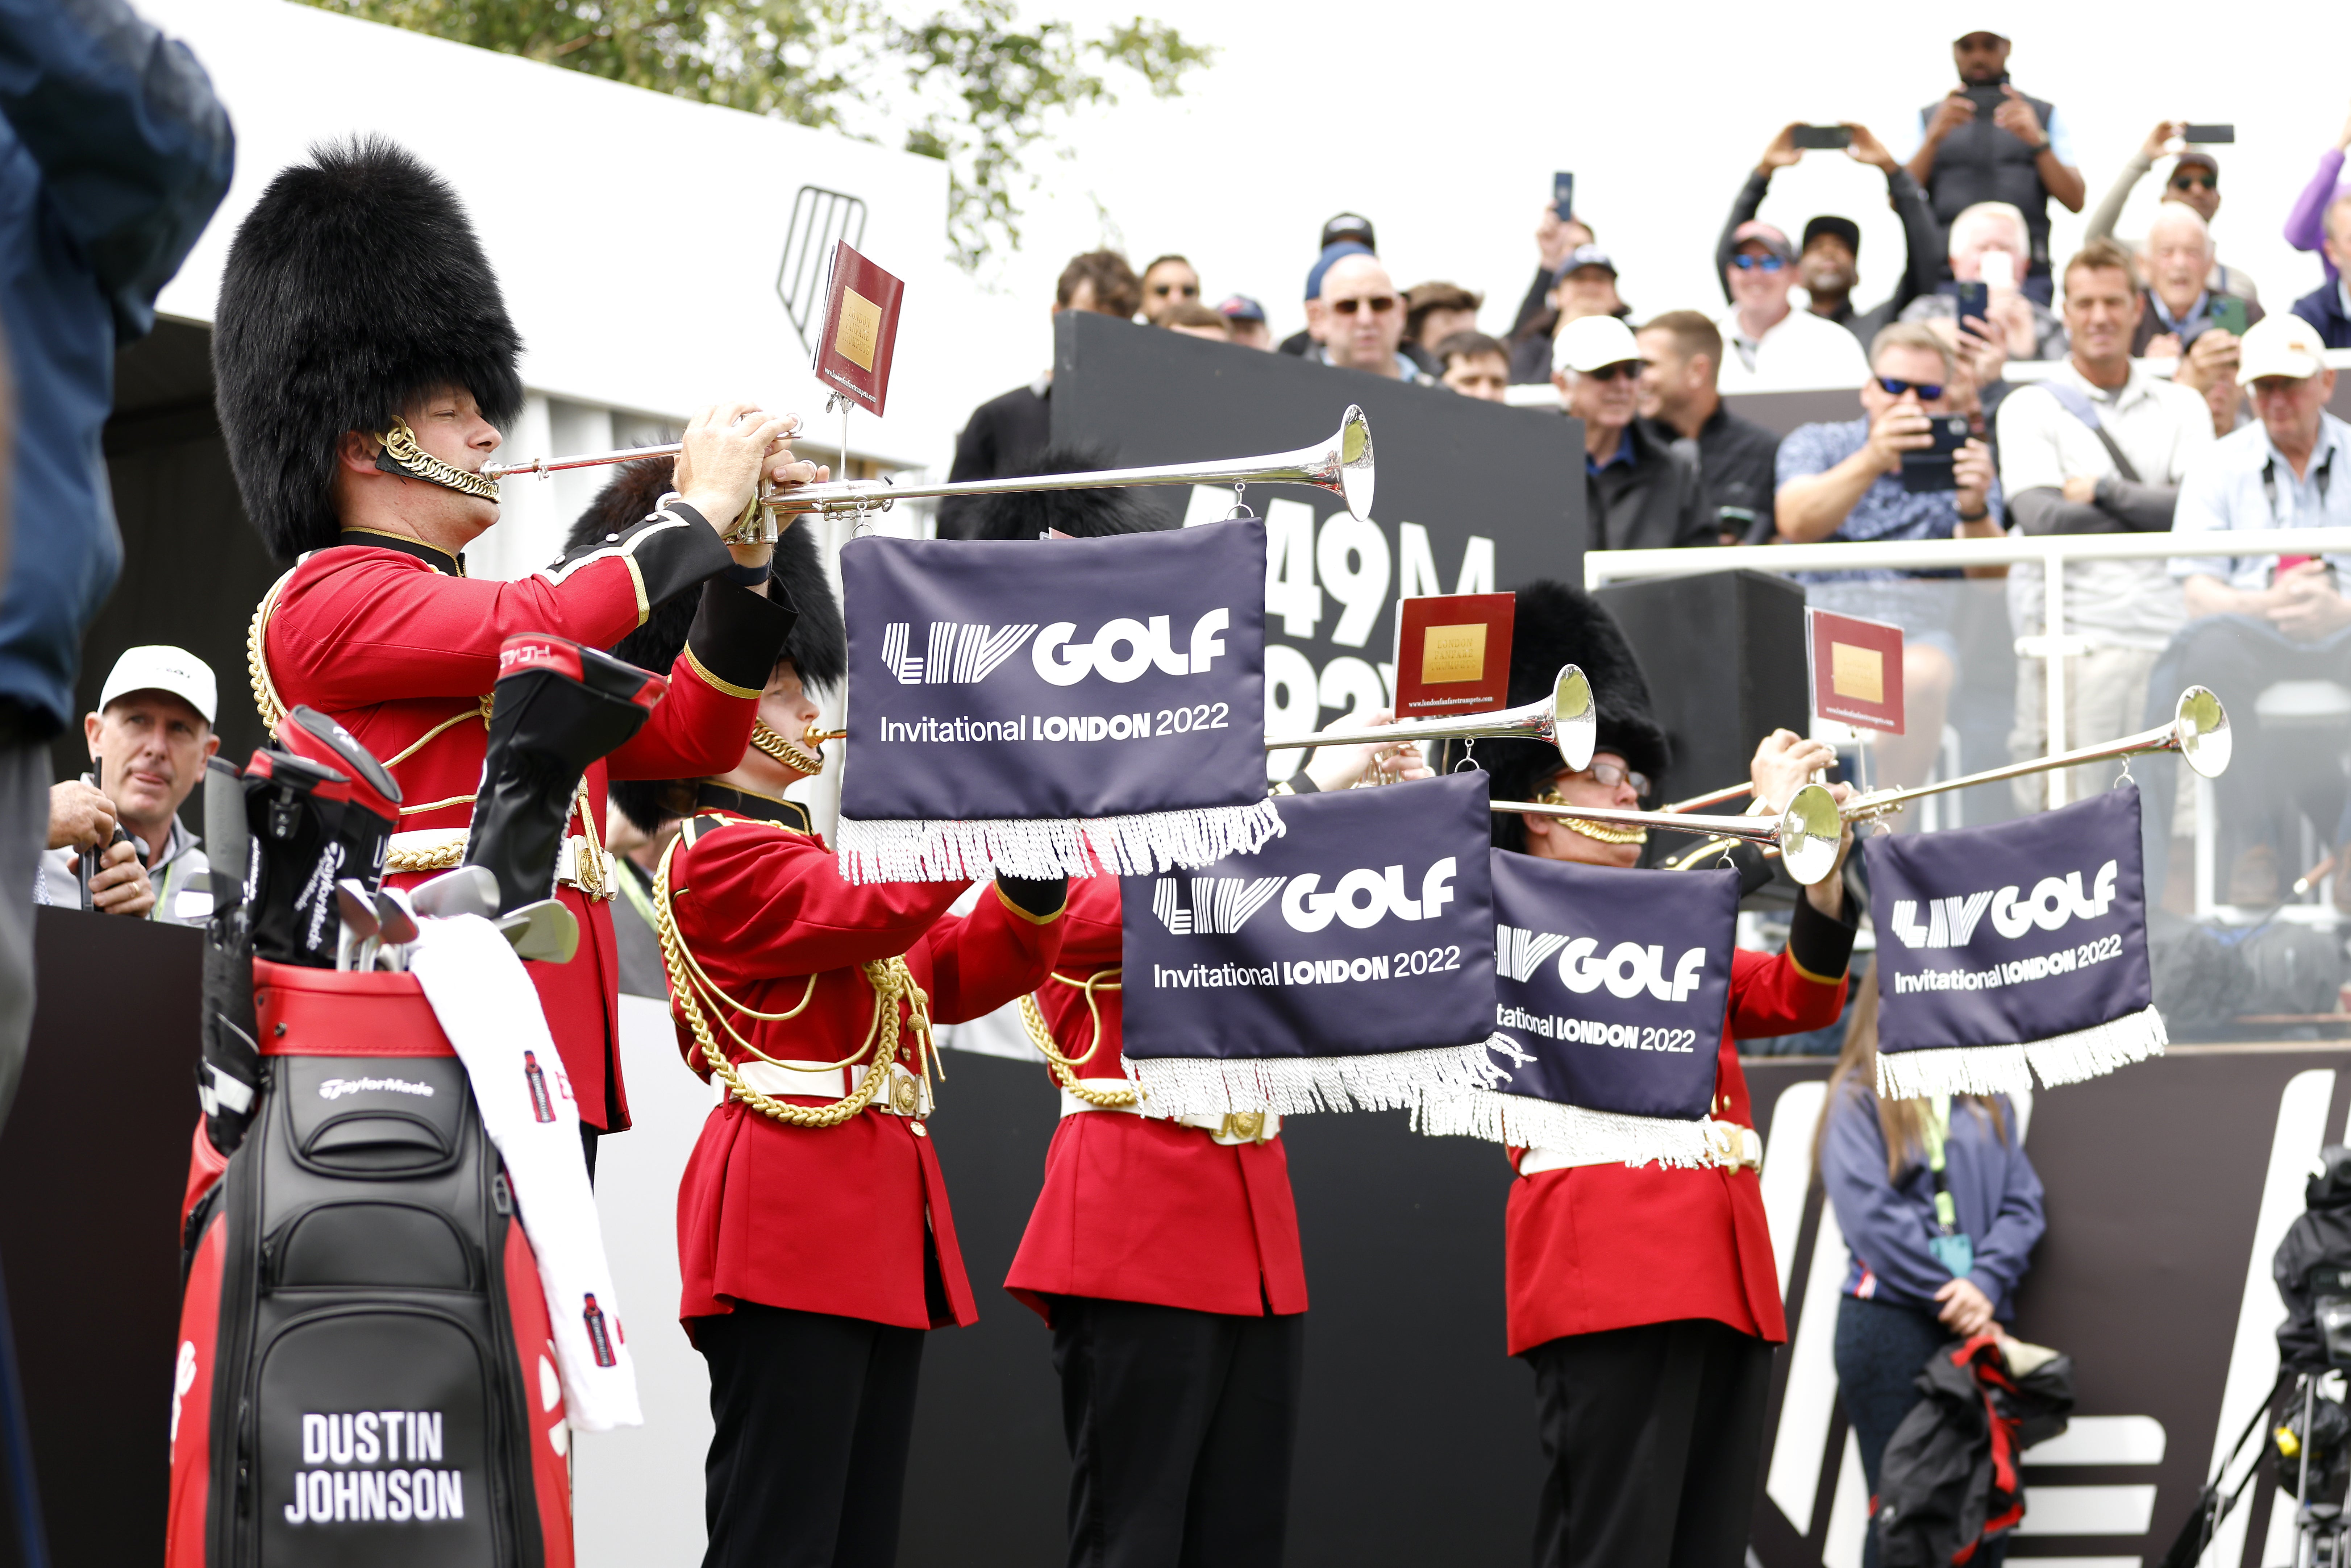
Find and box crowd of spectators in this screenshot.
[936,22,2351,910]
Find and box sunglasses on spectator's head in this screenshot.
[1151,282,1201,298]
[1330,294,1398,315]
[1581,360,1646,382]
[1732,254,1788,272]
[2171,173,2217,192]
[1875,375,1945,400]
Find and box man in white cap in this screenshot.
[1551,314,1710,551]
[2168,314,2351,903]
[37,645,219,923]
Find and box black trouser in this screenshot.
[696,1303,925,1568]
[1833,1295,2007,1568]
[1051,1296,1305,1568]
[1524,1317,1774,1568]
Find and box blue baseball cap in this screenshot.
[1216,294,1267,324]
[1305,241,1374,301]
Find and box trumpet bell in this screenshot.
[1331,405,1374,522]
[2177,685,2230,778]
[1551,665,1595,770]
[1777,783,1844,887]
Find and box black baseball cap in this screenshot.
[1802,216,1862,257]
[1320,212,1376,251]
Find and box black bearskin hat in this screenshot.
[964,446,1170,541]
[213,136,525,560]
[1461,579,1669,851]
[563,460,846,832]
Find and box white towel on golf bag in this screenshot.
[408,914,643,1431]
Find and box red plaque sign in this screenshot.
[814,240,904,416]
[1805,607,1906,733]
[1393,592,1515,719]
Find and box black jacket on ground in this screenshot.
[1585,419,1713,552]
[936,380,1053,538]
[1645,404,1782,543]
[1714,167,1947,349]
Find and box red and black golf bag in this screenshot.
[167,637,664,1567]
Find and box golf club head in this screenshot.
[409,864,500,922]
[375,887,421,947]
[495,899,580,964]
[335,880,380,939]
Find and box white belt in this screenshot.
[1519,1122,1761,1177]
[1058,1079,1281,1146]
[718,1057,931,1119]
[385,829,615,901]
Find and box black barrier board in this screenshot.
[1048,312,1584,781]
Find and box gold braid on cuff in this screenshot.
[750,719,826,775]
[378,418,502,503]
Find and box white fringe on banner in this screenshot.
[1874,1007,2168,1099]
[1411,1087,1719,1169]
[1122,1041,1495,1121]
[834,800,1286,884]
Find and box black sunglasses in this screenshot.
[1875,375,1945,400]
[2171,174,2218,192]
[1151,282,1200,298]
[1330,294,1398,316]
[1580,360,1646,382]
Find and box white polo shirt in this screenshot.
[1995,359,2212,648]
[2171,410,2351,590]
[1713,303,1871,393]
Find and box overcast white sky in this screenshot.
[946,0,2350,381]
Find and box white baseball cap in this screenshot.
[1553,313,1643,377]
[97,645,217,725]
[2237,314,2329,384]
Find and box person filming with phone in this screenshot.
[1776,324,2003,799]
[1904,25,2084,303]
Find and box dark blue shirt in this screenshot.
[0,0,231,729]
[1585,427,1634,477]
[1819,1080,2046,1320]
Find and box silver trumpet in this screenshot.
[1494,785,1848,887]
[485,406,1377,532]
[1264,665,1597,771]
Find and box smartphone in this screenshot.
[1551,172,1574,223]
[1790,125,1852,150]
[1899,415,1971,494]
[2208,295,2250,337]
[1978,250,2017,292]
[1963,83,2004,121]
[2182,123,2235,144]
[1952,280,1990,326]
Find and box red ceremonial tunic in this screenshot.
[261,520,774,1131]
[1005,874,1309,1323]
[666,802,1065,1333]
[1502,943,1848,1357]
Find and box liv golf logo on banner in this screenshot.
[1119,773,1498,1119]
[1416,852,1740,1165]
[836,521,1279,881]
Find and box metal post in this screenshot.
[2044,540,2069,809]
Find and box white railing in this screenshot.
[1501,349,2351,408]
[1587,529,2351,913]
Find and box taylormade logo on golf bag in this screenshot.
[1499,924,1708,1002]
[317,1077,436,1101]
[281,1410,466,1526]
[1281,858,1458,932]
[1889,860,2119,949]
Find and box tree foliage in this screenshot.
[302,0,1210,268]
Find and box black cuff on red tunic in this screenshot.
[684,580,795,696]
[634,502,736,609]
[1273,769,1320,796]
[996,874,1069,919]
[1786,883,1859,984]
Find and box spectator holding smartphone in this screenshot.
[1717,123,1946,348]
[2134,205,2263,363]
[1776,324,2003,797]
[1511,244,1627,386]
[2085,127,2257,302]
[1903,26,2084,303]
[1902,201,2067,362]
[2283,106,2351,290]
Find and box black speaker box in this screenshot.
[1594,569,1810,811]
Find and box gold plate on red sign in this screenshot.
[815,241,904,416]
[1393,593,1515,718]
[1805,607,1905,733]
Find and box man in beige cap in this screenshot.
[37,645,219,922]
[2169,315,2351,903]
[1552,314,1710,551]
